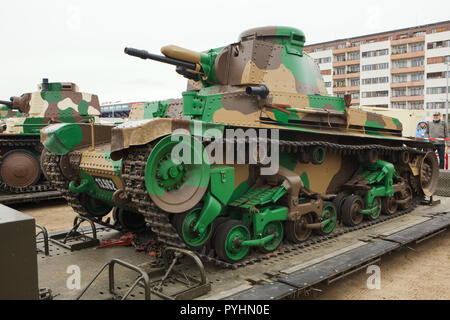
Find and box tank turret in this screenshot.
[0,79,102,192]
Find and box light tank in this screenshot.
[41,27,439,263]
[0,79,101,193]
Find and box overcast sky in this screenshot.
[1,0,449,104]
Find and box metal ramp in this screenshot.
[227,212,450,300]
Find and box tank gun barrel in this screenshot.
[124,47,197,71]
[0,100,13,108]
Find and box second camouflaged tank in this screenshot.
[0,79,101,193]
[41,27,438,264]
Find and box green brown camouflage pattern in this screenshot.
[3,80,100,135]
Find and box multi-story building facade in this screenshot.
[305,21,450,116]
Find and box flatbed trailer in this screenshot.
[33,197,450,300]
[0,190,62,206]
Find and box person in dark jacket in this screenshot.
[427,112,448,169]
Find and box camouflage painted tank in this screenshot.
[41,27,439,264]
[0,79,101,193]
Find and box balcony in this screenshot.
[332,59,360,67]
[391,36,425,46]
[390,66,425,74]
[391,95,424,102]
[333,85,360,93]
[332,72,360,80]
[390,80,424,88]
[333,46,360,54]
[390,51,425,60]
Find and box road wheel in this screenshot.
[381,196,398,215]
[259,221,284,253]
[214,220,250,263]
[285,213,313,243]
[315,201,337,235]
[365,197,381,221]
[341,195,364,227]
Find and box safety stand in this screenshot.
[35,223,49,256]
[421,196,441,206]
[76,258,151,300]
[148,247,211,300]
[49,216,100,251]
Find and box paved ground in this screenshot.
[10,198,450,300]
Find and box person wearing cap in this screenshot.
[427,112,448,169]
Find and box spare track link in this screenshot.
[122,139,424,269]
[0,136,55,193]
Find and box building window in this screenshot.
[361,76,389,85]
[350,92,360,99]
[413,31,426,37]
[361,49,388,58]
[347,65,360,73]
[350,78,360,86]
[347,52,360,60]
[409,101,424,110]
[392,74,408,83]
[411,72,424,81]
[411,57,424,67]
[362,63,389,71]
[392,45,407,54]
[426,87,450,94]
[409,87,424,96]
[362,91,389,98]
[392,88,407,97]
[335,54,346,62]
[315,57,332,64]
[410,43,424,52]
[392,102,407,109]
[334,67,346,75]
[427,102,444,109]
[325,82,332,88]
[393,60,408,68]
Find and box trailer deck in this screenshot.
[35,197,450,300]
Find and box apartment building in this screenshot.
[305,21,450,116]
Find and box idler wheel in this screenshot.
[145,135,210,214]
[0,149,41,188]
[419,152,439,196]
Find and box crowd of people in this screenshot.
[415,112,449,170]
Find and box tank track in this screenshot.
[122,139,425,269]
[0,136,56,194]
[41,149,117,230]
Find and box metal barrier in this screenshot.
[76,258,151,300]
[150,247,211,300]
[49,216,99,251]
[35,223,49,256]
